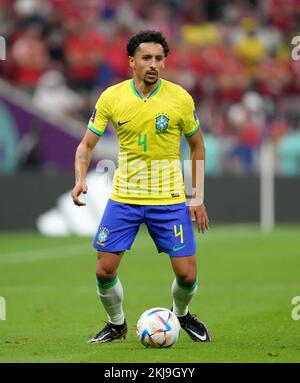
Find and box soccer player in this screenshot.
[72,30,211,343]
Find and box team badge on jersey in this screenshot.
[97,227,109,246]
[155,113,170,134]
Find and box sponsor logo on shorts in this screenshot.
[172,244,186,252]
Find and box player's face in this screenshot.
[129,42,165,85]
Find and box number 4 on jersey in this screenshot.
[138,133,147,152]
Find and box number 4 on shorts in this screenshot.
[174,224,184,244]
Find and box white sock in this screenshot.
[171,278,198,317]
[96,275,125,325]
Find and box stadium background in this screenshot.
[0,0,300,363]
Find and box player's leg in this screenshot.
[89,199,142,344]
[170,254,211,342]
[96,250,125,325]
[89,250,128,344]
[169,254,198,317]
[145,202,198,315]
[145,202,211,341]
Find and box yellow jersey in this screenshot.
[88,78,200,205]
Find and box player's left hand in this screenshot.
[189,203,209,234]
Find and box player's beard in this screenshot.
[144,71,158,86]
[144,78,158,86]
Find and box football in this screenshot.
[136,307,181,348]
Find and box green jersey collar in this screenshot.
[130,79,162,100]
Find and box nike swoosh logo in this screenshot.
[89,330,115,343]
[93,333,109,342]
[188,329,207,341]
[118,120,131,126]
[172,244,186,252]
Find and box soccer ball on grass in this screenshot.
[136,307,181,348]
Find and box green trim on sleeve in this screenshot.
[87,123,104,136]
[184,122,200,137]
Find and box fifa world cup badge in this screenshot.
[97,227,109,246]
[90,108,97,123]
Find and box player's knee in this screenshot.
[96,264,117,281]
[176,272,197,287]
[182,276,197,287]
[95,251,121,281]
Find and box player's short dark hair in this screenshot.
[127,30,169,57]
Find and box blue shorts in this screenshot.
[93,199,196,257]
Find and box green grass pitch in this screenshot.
[0,225,300,363]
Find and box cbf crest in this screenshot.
[97,227,109,246]
[155,113,170,134]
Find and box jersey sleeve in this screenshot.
[181,93,200,137]
[87,90,112,136]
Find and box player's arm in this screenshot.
[185,129,209,233]
[72,130,100,206]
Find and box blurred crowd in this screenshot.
[1,0,300,175]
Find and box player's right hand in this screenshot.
[71,181,88,206]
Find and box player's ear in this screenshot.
[128,56,135,69]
